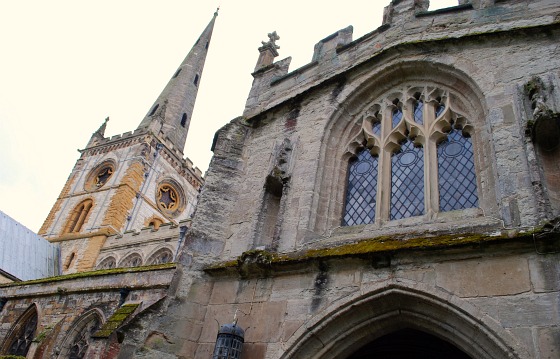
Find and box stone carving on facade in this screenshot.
[525,76,560,151]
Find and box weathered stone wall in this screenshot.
[0,265,175,358]
[119,1,560,358]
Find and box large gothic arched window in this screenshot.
[1,304,38,356]
[343,87,478,226]
[57,309,102,359]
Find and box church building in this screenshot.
[1,0,560,358]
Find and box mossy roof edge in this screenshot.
[205,229,547,274]
[92,303,140,338]
[0,263,176,288]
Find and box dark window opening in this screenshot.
[194,74,199,86]
[149,104,159,116]
[172,68,182,79]
[6,306,38,357]
[205,41,209,49]
[181,113,188,127]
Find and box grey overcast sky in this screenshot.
[0,0,457,232]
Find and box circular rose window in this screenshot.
[85,161,116,191]
[156,180,185,217]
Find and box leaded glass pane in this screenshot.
[372,121,381,136]
[343,149,378,226]
[437,128,478,211]
[414,101,424,125]
[392,108,403,128]
[436,104,445,117]
[391,140,424,220]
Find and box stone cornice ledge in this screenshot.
[0,263,176,298]
[204,227,559,278]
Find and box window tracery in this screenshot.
[343,87,479,225]
[67,316,100,359]
[120,253,142,268]
[57,310,103,359]
[155,180,185,217]
[96,256,116,270]
[147,248,174,265]
[3,305,38,356]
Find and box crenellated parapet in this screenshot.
[243,0,560,119]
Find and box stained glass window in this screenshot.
[391,140,425,220]
[343,149,378,226]
[437,128,478,212]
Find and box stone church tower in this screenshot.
[37,12,217,273]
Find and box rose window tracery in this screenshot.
[155,181,184,217]
[158,184,178,210]
[95,167,113,187]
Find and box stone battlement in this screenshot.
[244,0,560,118]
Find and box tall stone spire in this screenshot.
[137,10,218,153]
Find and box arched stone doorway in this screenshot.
[347,328,471,359]
[280,284,528,359]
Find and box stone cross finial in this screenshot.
[255,31,280,70]
[261,31,280,50]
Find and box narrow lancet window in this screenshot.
[181,113,188,127]
[437,128,478,211]
[194,74,199,86]
[4,305,38,357]
[391,140,424,220]
[343,149,378,226]
[172,68,182,79]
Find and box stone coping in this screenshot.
[246,21,560,120]
[0,263,176,298]
[204,227,560,278]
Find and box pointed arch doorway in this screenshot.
[280,285,527,359]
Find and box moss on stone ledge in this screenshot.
[0,263,176,288]
[206,229,545,273]
[92,303,140,338]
